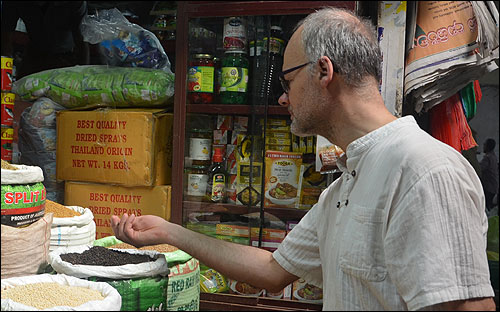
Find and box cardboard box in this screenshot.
[65,181,171,239]
[250,227,286,252]
[57,109,173,186]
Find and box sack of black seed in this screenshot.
[49,245,170,311]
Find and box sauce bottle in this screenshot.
[207,147,228,203]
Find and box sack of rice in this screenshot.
[1,160,45,227]
[1,273,121,311]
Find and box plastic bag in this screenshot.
[13,65,175,109]
[81,8,172,73]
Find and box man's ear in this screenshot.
[318,56,334,88]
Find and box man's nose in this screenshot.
[278,92,289,107]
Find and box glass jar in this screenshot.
[189,129,212,167]
[185,165,209,202]
[220,50,249,105]
[188,54,215,104]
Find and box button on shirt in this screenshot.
[273,116,493,310]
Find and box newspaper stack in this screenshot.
[404,1,499,113]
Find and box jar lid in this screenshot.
[190,164,209,170]
[190,128,212,133]
[194,54,213,59]
[224,50,247,54]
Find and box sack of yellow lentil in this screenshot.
[1,162,46,227]
[1,213,53,279]
[46,201,96,252]
[1,273,121,311]
[94,236,200,311]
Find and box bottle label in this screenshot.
[187,173,209,196]
[189,138,211,160]
[220,67,248,93]
[211,173,226,201]
[263,37,285,55]
[188,66,214,93]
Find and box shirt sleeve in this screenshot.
[384,164,494,311]
[273,204,323,287]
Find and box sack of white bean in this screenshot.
[1,273,121,310]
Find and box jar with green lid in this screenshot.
[188,54,215,104]
[188,129,212,166]
[220,50,249,105]
[185,164,209,202]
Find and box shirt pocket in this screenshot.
[339,204,387,282]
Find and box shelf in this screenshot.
[200,293,322,311]
[187,104,289,115]
[183,201,310,220]
[150,10,177,16]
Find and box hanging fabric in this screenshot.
[430,93,477,153]
[459,81,477,120]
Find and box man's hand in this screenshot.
[110,214,168,248]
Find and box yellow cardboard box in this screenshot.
[56,109,173,186]
[65,181,171,239]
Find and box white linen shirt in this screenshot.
[273,116,494,311]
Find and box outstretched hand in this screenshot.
[110,214,168,248]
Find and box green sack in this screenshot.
[94,236,200,311]
[487,216,499,256]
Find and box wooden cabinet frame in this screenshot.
[169,1,356,310]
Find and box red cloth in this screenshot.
[430,93,477,153]
[473,80,482,103]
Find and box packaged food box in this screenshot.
[56,109,173,186]
[292,279,323,304]
[64,181,171,239]
[250,227,286,252]
[264,151,302,208]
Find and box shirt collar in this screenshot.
[337,116,418,173]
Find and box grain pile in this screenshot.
[110,242,179,253]
[1,282,104,309]
[1,159,18,170]
[45,200,81,218]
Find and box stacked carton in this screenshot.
[57,108,174,239]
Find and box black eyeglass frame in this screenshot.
[278,61,313,94]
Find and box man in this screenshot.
[480,138,499,212]
[111,7,495,310]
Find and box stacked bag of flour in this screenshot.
[44,200,96,252]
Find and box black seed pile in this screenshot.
[60,246,157,266]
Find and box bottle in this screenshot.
[207,147,228,203]
[188,54,215,104]
[189,129,212,167]
[185,164,209,202]
[260,25,285,106]
[250,22,267,106]
[220,50,249,104]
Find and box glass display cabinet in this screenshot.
[170,2,356,310]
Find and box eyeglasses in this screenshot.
[278,62,313,94]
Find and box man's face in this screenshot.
[279,27,322,137]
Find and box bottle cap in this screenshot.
[213,148,224,162]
